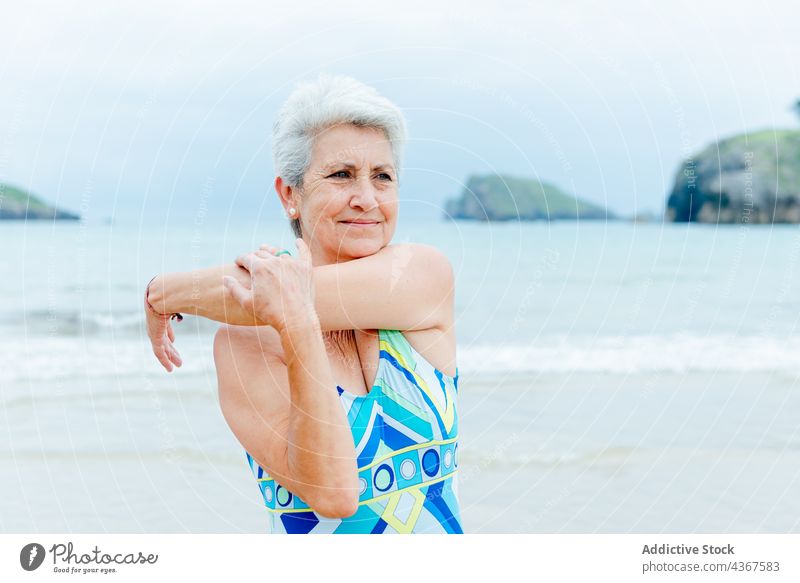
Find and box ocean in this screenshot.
[2,217,799,533]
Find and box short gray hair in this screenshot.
[272,74,408,238]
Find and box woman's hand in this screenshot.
[144,276,183,373]
[223,238,316,333]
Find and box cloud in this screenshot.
[1,0,799,219]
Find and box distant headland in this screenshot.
[445,126,800,224]
[444,173,616,221]
[666,129,800,224]
[0,184,80,220]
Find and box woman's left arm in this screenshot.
[146,242,453,331]
[311,243,454,332]
[146,242,452,371]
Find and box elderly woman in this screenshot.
[144,74,462,534]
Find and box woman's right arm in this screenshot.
[213,313,360,519]
[212,240,360,518]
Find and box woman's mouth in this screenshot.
[340,220,380,227]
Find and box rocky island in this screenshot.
[0,183,80,220]
[666,129,800,223]
[444,173,614,221]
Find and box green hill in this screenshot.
[444,173,614,221]
[666,129,800,223]
[0,183,80,220]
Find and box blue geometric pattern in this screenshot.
[244,329,462,534]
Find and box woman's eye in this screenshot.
[377,173,393,181]
[329,171,350,179]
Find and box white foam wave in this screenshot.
[2,310,218,336]
[458,333,800,374]
[1,332,798,388]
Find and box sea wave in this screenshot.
[1,388,216,410]
[1,309,219,336]
[0,448,243,466]
[457,445,638,470]
[457,333,800,374]
[1,329,798,385]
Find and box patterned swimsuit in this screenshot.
[244,328,463,534]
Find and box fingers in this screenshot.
[235,253,253,271]
[163,324,182,366]
[237,249,284,269]
[153,344,173,372]
[222,276,252,312]
[257,244,292,260]
[148,315,180,372]
[295,237,305,257]
[167,343,182,367]
[295,238,311,265]
[152,338,182,372]
[237,243,296,285]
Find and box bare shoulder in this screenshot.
[383,242,454,284]
[383,244,457,376]
[383,242,455,322]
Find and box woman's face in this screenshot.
[291,123,399,264]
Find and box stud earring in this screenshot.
[288,207,296,217]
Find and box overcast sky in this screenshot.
[1,0,798,224]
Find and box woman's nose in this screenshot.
[349,176,380,210]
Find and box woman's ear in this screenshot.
[274,176,297,206]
